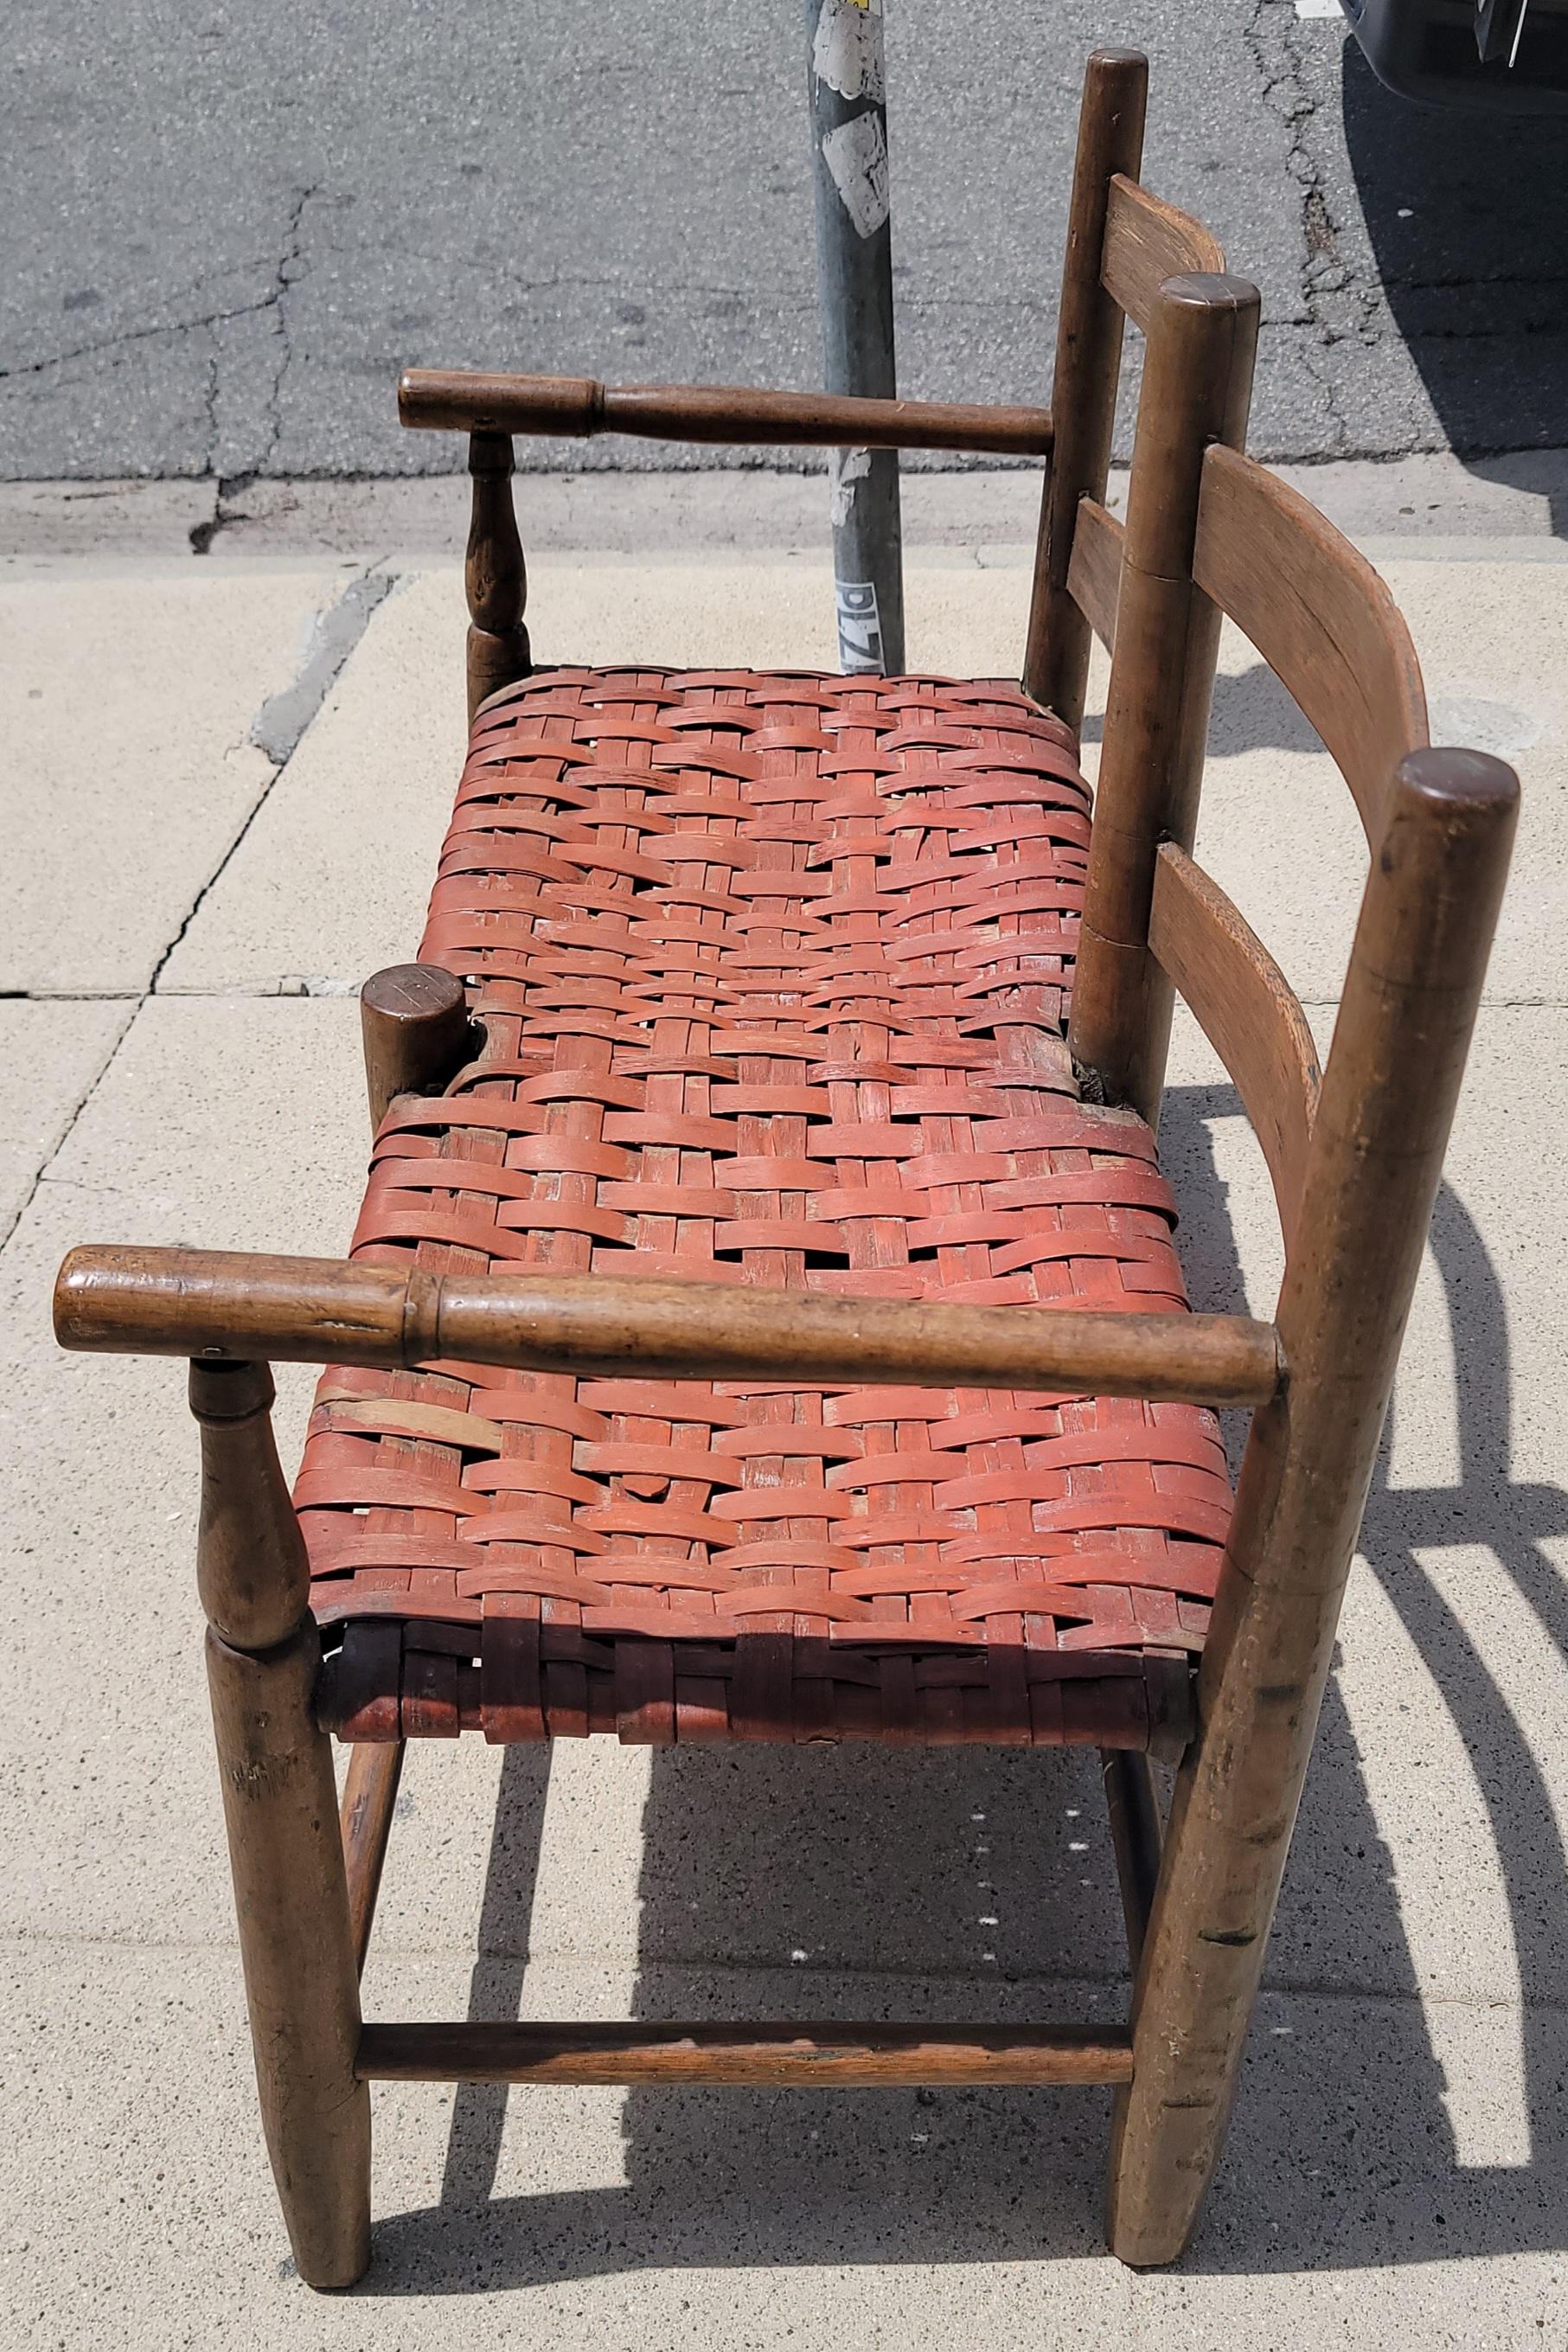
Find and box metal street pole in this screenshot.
[803,0,906,676]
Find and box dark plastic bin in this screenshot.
[1344,0,1568,108]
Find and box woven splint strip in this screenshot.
[299,670,1230,1748]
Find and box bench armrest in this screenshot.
[54,1246,1278,1407]
[398,369,1053,458]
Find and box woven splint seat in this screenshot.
[300,668,1229,1753]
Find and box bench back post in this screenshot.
[1110,747,1518,2264]
[1021,47,1148,724]
[1066,271,1258,1130]
[465,428,531,721]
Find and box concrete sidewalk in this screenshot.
[4,482,1568,2347]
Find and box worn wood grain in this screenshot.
[208,1623,371,2289]
[54,1246,1285,1407]
[464,429,530,720]
[1100,174,1226,332]
[356,2020,1134,2087]
[189,1357,311,1652]
[1101,1749,1163,1969]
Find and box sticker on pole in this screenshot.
[812,0,885,104]
[836,580,884,675]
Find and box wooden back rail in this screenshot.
[1099,174,1226,332]
[1148,842,1322,1239]
[1059,407,1433,1240]
[1192,444,1430,843]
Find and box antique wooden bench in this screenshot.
[53,49,1517,2288]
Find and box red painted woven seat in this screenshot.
[300,667,1232,1752]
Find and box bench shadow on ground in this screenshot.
[1341,39,1568,526]
[365,1088,1568,2291]
[1079,666,1326,758]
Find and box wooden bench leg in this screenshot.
[341,1740,404,1977]
[193,1359,371,2290]
[1101,1748,1162,1968]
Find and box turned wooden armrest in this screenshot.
[398,369,1053,457]
[54,1246,1279,1406]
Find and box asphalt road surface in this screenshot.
[4,0,1566,479]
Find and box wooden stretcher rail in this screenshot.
[1101,175,1226,332]
[54,1246,1284,1407]
[1148,843,1321,1240]
[399,369,1055,455]
[355,2021,1135,2087]
[1066,495,1124,650]
[1193,445,1429,842]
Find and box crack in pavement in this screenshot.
[0,294,288,388]
[192,183,320,546]
[1245,0,1358,452]
[261,183,318,474]
[150,565,394,978]
[0,565,396,1249]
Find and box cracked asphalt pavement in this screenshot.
[4,0,1567,480]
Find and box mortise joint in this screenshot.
[189,1356,274,1423]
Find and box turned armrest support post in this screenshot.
[189,1357,310,1650]
[465,429,530,722]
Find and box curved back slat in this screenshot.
[1066,497,1124,652]
[1193,445,1429,842]
[1101,176,1226,332]
[1148,843,1322,1241]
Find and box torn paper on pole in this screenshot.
[812,0,886,105]
[822,110,890,240]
